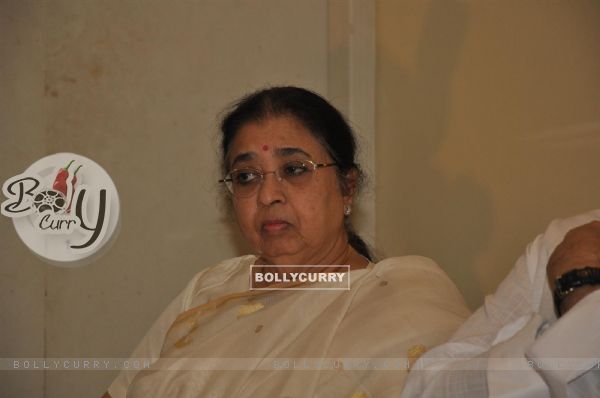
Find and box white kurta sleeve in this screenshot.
[526,289,600,398]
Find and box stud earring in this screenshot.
[344,205,352,216]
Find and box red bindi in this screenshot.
[262,145,269,151]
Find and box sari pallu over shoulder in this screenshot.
[125,256,470,398]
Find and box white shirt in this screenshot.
[402,209,600,398]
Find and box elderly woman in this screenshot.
[104,86,470,398]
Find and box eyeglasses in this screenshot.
[219,159,337,198]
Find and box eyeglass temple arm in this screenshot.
[315,162,337,168]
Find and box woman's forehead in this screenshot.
[229,147,313,169]
[227,116,329,162]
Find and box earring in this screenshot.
[344,205,352,216]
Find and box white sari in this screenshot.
[114,255,470,398]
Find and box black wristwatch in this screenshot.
[553,266,600,316]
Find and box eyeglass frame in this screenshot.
[218,159,338,197]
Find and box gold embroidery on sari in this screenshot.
[407,344,427,370]
[237,301,265,318]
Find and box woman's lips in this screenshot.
[261,220,290,233]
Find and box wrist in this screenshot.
[558,285,600,315]
[552,267,600,316]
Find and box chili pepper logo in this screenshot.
[32,160,82,214]
[1,153,120,266]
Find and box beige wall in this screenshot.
[1,1,332,397]
[376,0,600,308]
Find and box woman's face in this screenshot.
[227,115,352,265]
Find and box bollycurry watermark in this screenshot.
[4,357,600,372]
[249,265,351,290]
[5,358,151,371]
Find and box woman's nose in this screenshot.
[257,171,285,206]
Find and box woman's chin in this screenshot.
[256,244,306,264]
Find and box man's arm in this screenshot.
[524,220,600,397]
[546,221,600,315]
[402,210,600,397]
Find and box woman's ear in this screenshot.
[342,168,359,200]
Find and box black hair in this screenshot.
[220,86,373,261]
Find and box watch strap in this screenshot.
[553,266,600,315]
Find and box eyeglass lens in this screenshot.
[227,160,316,197]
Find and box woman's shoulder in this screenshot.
[180,255,256,308]
[365,255,466,303]
[372,255,446,276]
[335,255,470,358]
[195,254,255,284]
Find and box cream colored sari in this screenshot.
[125,255,469,398]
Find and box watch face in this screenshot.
[556,273,572,296]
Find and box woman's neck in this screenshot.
[258,227,368,267]
[255,245,369,271]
